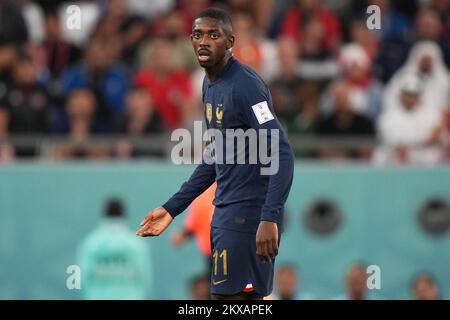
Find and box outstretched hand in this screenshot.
[136,207,173,237]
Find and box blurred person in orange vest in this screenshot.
[170,183,216,259]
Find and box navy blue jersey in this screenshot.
[163,57,294,234]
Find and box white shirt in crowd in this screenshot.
[373,103,443,165]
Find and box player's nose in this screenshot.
[198,35,211,46]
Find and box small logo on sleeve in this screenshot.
[251,101,274,125]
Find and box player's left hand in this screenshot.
[256,221,279,263]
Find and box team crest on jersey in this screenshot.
[206,103,212,124]
[216,104,223,128]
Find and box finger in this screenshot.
[136,227,148,236]
[142,228,160,237]
[140,211,154,226]
[136,222,151,233]
[256,241,264,262]
[265,240,273,262]
[140,214,151,226]
[271,238,279,258]
[258,240,269,263]
[136,222,153,236]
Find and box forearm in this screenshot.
[260,137,294,222]
[162,162,216,218]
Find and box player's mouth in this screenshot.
[197,49,211,62]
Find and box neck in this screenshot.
[205,52,232,82]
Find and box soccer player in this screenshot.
[136,8,294,300]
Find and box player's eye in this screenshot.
[193,33,202,40]
[210,33,220,40]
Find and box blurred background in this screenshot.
[0,0,449,300]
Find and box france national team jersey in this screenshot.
[163,56,294,234]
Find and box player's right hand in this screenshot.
[136,207,173,237]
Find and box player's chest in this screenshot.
[203,87,243,130]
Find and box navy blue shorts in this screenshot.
[209,226,278,297]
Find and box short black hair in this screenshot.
[193,7,233,32]
[104,198,126,218]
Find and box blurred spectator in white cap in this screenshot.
[374,74,444,165]
[321,43,383,120]
[383,41,450,113]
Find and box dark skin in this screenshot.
[136,17,279,300]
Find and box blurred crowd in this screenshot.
[189,263,443,300]
[0,0,450,164]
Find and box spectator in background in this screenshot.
[279,0,341,82]
[93,0,149,71]
[224,0,274,35]
[0,44,17,138]
[40,9,81,81]
[0,108,8,139]
[116,87,165,136]
[78,198,153,300]
[368,0,412,43]
[317,81,375,160]
[0,143,15,162]
[175,0,211,35]
[5,53,50,134]
[288,81,321,137]
[412,272,441,300]
[414,7,450,68]
[439,105,450,161]
[0,52,50,157]
[267,38,301,130]
[21,0,46,44]
[349,19,379,62]
[335,263,382,300]
[383,41,450,113]
[432,0,450,54]
[321,44,383,120]
[148,10,198,72]
[134,37,194,130]
[112,87,166,159]
[367,0,412,82]
[281,0,341,57]
[374,75,444,165]
[62,38,130,130]
[51,89,110,160]
[190,274,211,300]
[231,10,278,82]
[273,264,314,300]
[127,0,175,21]
[0,43,17,84]
[0,0,29,45]
[120,16,150,71]
[62,89,101,139]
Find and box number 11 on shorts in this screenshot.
[213,249,228,276]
